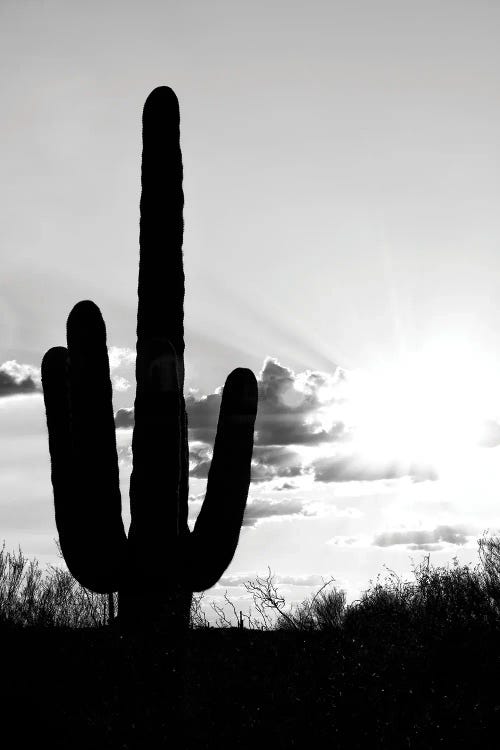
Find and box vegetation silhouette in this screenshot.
[41,86,258,633]
[1,540,500,747]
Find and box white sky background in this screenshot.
[1,0,500,615]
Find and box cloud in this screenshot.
[189,492,206,503]
[188,440,308,485]
[189,443,213,478]
[187,442,307,486]
[254,358,345,447]
[185,392,222,444]
[109,355,468,488]
[112,355,346,450]
[217,572,326,588]
[112,356,438,486]
[372,524,470,549]
[250,445,305,483]
[114,388,227,444]
[242,496,313,526]
[276,574,326,586]
[189,493,312,529]
[216,574,257,588]
[0,361,41,397]
[187,357,346,448]
[117,443,132,466]
[112,376,131,392]
[108,346,136,371]
[115,407,134,429]
[312,455,437,483]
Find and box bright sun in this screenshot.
[328,340,500,474]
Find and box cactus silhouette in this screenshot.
[41,87,258,632]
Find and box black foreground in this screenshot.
[1,624,499,749]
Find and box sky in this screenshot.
[1,0,500,618]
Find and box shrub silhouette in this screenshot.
[41,87,258,633]
[240,546,500,637]
[2,538,500,635]
[274,588,346,632]
[478,533,500,610]
[340,554,500,641]
[0,544,108,628]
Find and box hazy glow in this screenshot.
[336,339,500,471]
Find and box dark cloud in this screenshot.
[113,391,223,439]
[115,408,134,429]
[252,464,303,483]
[186,358,345,448]
[0,361,41,397]
[189,443,212,478]
[113,356,346,453]
[113,390,228,444]
[242,497,313,526]
[186,392,221,444]
[250,445,305,483]
[373,525,470,549]
[190,460,211,478]
[254,358,345,447]
[313,455,438,483]
[252,445,303,466]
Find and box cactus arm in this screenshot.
[66,300,127,589]
[41,346,76,569]
[183,367,258,591]
[41,302,127,593]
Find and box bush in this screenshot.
[276,587,346,632]
[0,544,109,628]
[410,554,498,631]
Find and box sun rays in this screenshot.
[326,339,500,477]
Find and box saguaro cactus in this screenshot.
[41,87,258,632]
